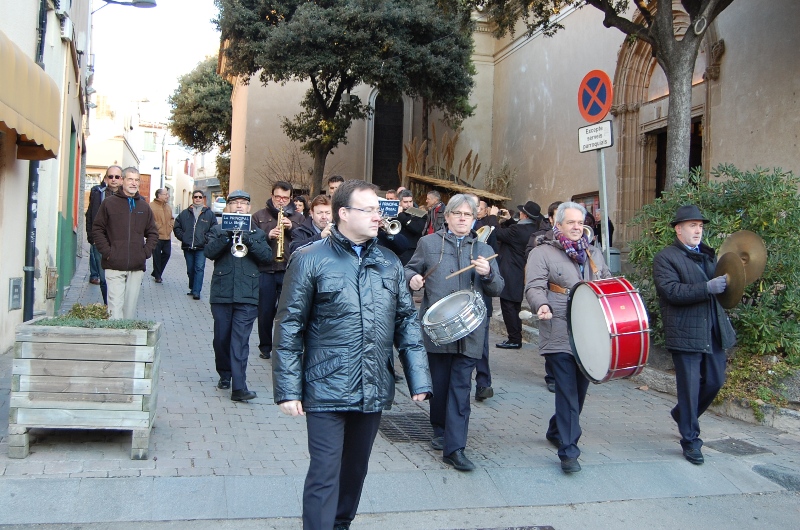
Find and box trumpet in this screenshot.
[583,224,595,241]
[231,231,248,258]
[381,215,401,235]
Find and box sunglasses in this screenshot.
[193,195,204,199]
[106,175,122,180]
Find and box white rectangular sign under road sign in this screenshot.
[579,120,613,153]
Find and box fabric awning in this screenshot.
[0,29,60,160]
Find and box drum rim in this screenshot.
[422,290,476,325]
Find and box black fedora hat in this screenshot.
[670,204,709,227]
[518,201,542,219]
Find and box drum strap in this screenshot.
[587,254,600,276]
[549,283,569,295]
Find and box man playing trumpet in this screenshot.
[524,202,610,473]
[205,190,272,401]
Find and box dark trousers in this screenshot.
[151,239,171,280]
[545,352,590,460]
[89,243,101,280]
[211,303,258,391]
[428,352,478,456]
[500,297,522,343]
[183,249,206,296]
[303,411,382,530]
[671,341,727,450]
[475,326,491,387]
[544,362,555,387]
[90,245,107,304]
[258,271,284,355]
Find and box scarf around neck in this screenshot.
[553,225,590,264]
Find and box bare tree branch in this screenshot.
[584,0,654,45]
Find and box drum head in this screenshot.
[424,291,474,325]
[569,283,612,382]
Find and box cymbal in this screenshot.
[718,230,767,285]
[714,252,746,309]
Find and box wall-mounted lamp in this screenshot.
[92,0,157,15]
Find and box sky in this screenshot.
[90,0,221,122]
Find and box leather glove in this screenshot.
[240,231,255,245]
[707,275,727,294]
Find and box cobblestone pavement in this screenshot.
[0,242,798,525]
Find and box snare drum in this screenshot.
[567,277,650,383]
[422,290,486,346]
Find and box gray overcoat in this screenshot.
[405,230,504,357]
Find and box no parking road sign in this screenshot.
[578,70,613,123]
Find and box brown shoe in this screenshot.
[89,278,100,285]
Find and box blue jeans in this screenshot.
[90,245,107,305]
[88,243,101,280]
[183,249,206,296]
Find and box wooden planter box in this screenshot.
[8,320,162,460]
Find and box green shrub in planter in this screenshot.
[627,165,800,416]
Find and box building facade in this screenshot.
[225,0,799,243]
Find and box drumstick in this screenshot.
[445,254,498,279]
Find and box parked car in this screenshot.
[211,196,226,215]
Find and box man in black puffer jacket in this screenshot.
[653,205,736,466]
[273,180,432,530]
[174,190,217,300]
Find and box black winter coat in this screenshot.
[653,239,736,353]
[495,219,539,302]
[272,227,432,412]
[173,206,217,250]
[204,226,272,305]
[288,216,324,254]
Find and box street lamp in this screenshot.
[92,0,157,14]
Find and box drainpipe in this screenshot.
[23,0,48,322]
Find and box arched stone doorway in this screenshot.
[611,3,723,244]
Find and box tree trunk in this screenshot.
[663,56,696,190]
[422,99,429,175]
[311,143,329,196]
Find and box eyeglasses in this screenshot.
[345,206,381,215]
[272,195,291,202]
[448,211,474,219]
[106,175,122,180]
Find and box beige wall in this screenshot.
[706,0,800,172]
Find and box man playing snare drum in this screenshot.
[524,202,610,473]
[406,194,504,472]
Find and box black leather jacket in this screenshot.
[272,227,432,412]
[204,226,273,305]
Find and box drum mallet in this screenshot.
[519,309,552,321]
[445,254,498,280]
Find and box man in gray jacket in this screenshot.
[273,180,432,530]
[525,201,610,474]
[406,194,504,472]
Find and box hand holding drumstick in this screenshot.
[445,254,498,279]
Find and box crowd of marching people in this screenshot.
[86,167,735,529]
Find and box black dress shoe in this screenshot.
[561,458,581,473]
[259,351,271,360]
[154,278,163,283]
[394,373,403,383]
[683,447,704,465]
[496,340,522,349]
[187,291,194,296]
[217,378,231,390]
[475,386,494,401]
[430,436,444,451]
[193,294,201,300]
[443,449,475,471]
[546,435,562,448]
[670,407,680,424]
[547,382,556,393]
[333,524,350,530]
[231,389,257,401]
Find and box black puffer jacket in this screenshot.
[174,206,217,250]
[272,227,432,412]
[653,239,736,353]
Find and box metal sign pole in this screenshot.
[596,148,611,268]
